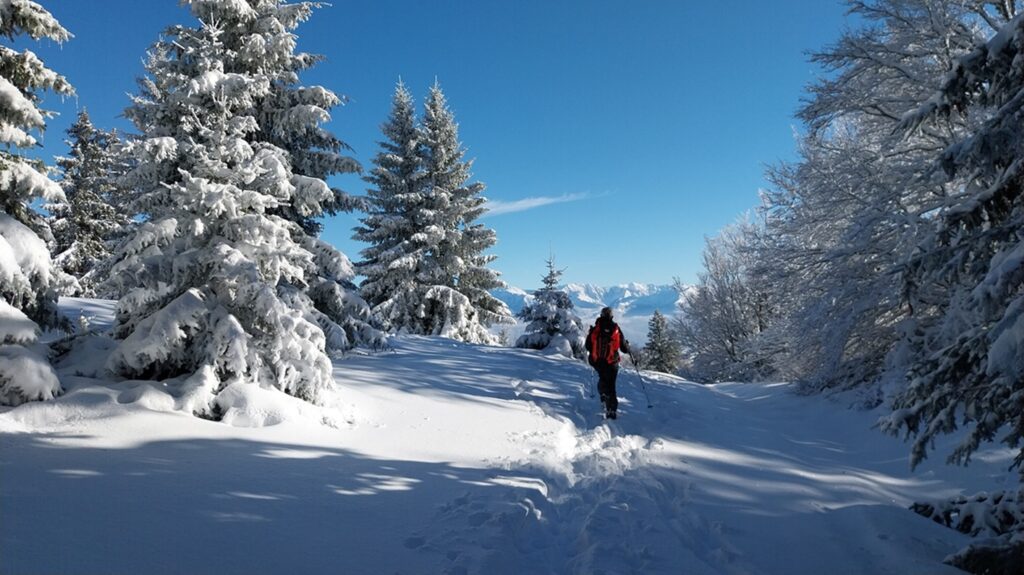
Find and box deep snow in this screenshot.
[0,299,1015,574]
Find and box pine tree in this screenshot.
[105,0,358,410]
[192,0,381,352]
[198,0,381,350]
[884,9,1024,472]
[355,81,428,334]
[644,310,681,374]
[515,255,585,358]
[46,109,126,295]
[418,82,512,342]
[103,128,135,220]
[185,0,363,236]
[357,81,511,343]
[0,0,73,405]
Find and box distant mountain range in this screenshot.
[562,283,683,317]
[492,282,685,346]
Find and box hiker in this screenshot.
[585,307,631,419]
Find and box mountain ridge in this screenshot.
[494,282,682,316]
[493,283,684,346]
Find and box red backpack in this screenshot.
[589,321,621,365]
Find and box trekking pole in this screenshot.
[627,351,654,408]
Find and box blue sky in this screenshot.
[28,0,850,289]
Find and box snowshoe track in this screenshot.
[398,369,740,574]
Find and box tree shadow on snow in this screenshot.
[335,336,600,413]
[0,431,544,575]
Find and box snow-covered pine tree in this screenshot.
[644,310,680,374]
[515,255,585,358]
[106,0,352,410]
[87,127,138,298]
[46,109,126,296]
[885,8,1024,473]
[194,0,381,350]
[186,0,382,352]
[356,81,510,343]
[102,129,136,221]
[0,0,73,405]
[217,0,363,235]
[355,81,429,334]
[418,82,512,343]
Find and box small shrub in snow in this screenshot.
[0,343,61,405]
[0,299,60,405]
[515,256,585,359]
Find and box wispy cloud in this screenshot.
[484,192,591,216]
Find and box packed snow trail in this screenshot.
[1,300,1016,574]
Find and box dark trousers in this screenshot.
[594,362,619,412]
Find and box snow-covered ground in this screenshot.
[0,299,1014,574]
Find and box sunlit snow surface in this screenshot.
[0,299,1014,574]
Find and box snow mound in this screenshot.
[115,381,177,412]
[214,381,321,427]
[0,299,37,344]
[106,289,209,378]
[0,344,61,405]
[0,212,52,288]
[552,422,650,486]
[540,334,575,358]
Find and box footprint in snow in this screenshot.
[403,536,425,549]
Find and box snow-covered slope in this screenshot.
[0,299,1012,575]
[493,283,684,346]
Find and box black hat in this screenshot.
[600,307,613,319]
